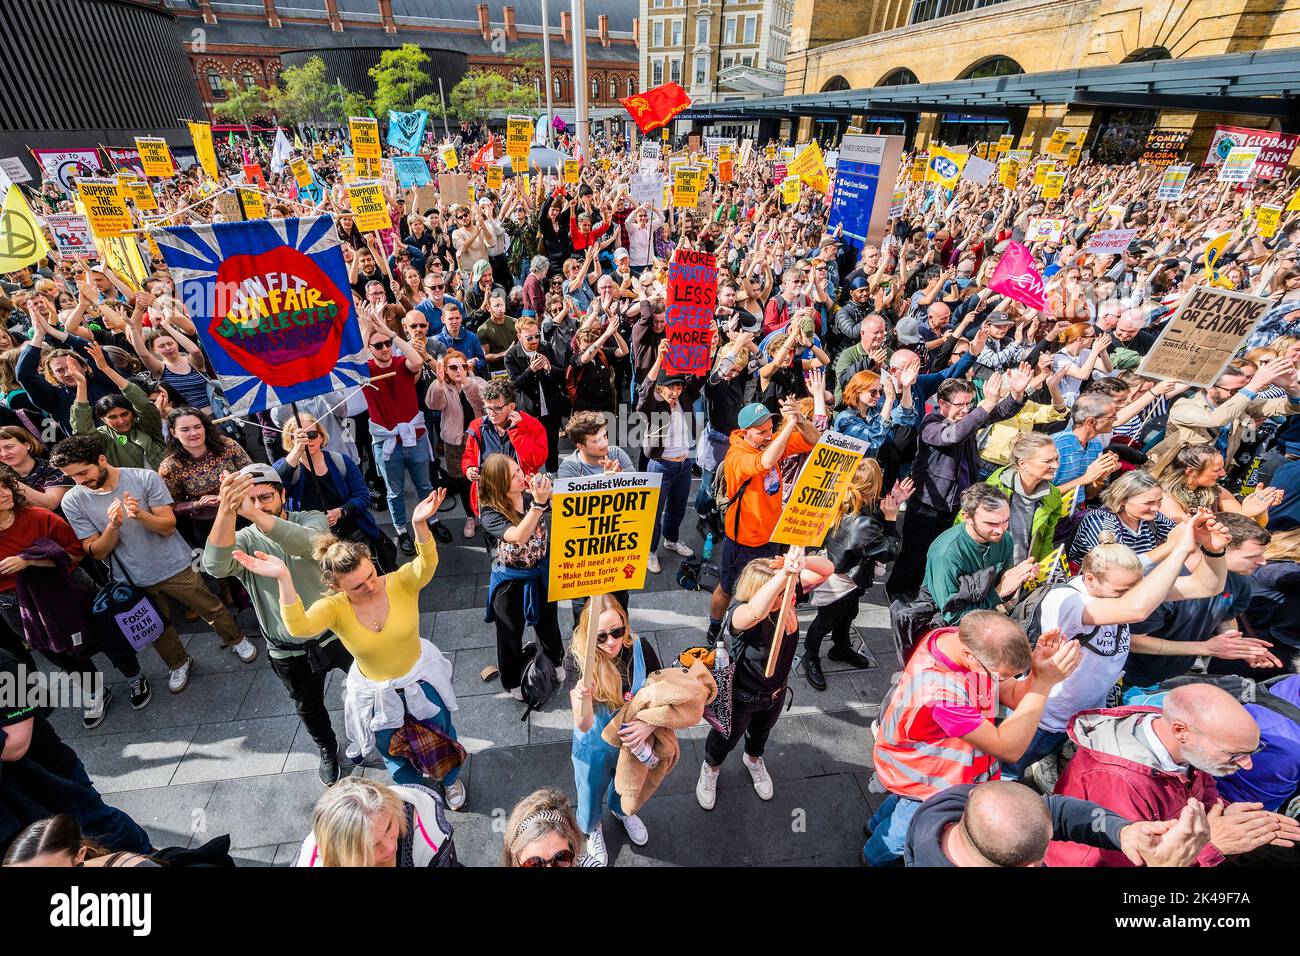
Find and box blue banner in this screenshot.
[388,110,428,153]
[392,155,432,189]
[153,216,369,416]
[828,156,882,250]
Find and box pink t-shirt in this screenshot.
[926,634,998,738]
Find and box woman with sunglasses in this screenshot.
[568,594,660,864]
[833,367,918,454]
[502,788,603,867]
[423,350,486,538]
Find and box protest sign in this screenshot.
[103,147,145,176]
[1288,189,1300,213]
[0,185,49,272]
[350,117,381,160]
[387,110,427,153]
[1138,286,1271,388]
[630,173,662,207]
[1204,125,1300,180]
[673,166,701,207]
[1217,146,1260,183]
[243,163,267,190]
[213,191,243,223]
[44,213,94,259]
[998,159,1018,190]
[1140,129,1189,169]
[764,145,777,161]
[506,115,532,160]
[781,176,801,204]
[1045,127,1070,156]
[1156,164,1191,201]
[641,139,661,161]
[961,155,996,186]
[117,174,156,211]
[1041,171,1066,199]
[189,122,219,180]
[289,157,314,190]
[1026,218,1065,243]
[1065,144,1083,167]
[392,156,431,188]
[440,145,458,170]
[1255,204,1283,239]
[1008,149,1032,166]
[1082,228,1138,254]
[486,164,504,190]
[339,157,358,185]
[719,159,733,183]
[1032,160,1055,187]
[238,188,266,220]
[773,162,788,185]
[439,173,470,207]
[0,157,32,184]
[153,215,369,415]
[829,134,903,250]
[663,247,716,376]
[75,178,132,238]
[347,183,390,231]
[33,148,101,193]
[357,156,382,179]
[888,188,906,220]
[134,137,175,177]
[996,134,1014,153]
[548,472,662,603]
[926,145,967,189]
[563,159,580,183]
[790,140,829,192]
[770,431,870,547]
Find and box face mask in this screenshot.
[955,276,972,289]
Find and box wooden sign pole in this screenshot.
[582,592,603,686]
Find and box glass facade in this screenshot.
[909,0,1011,25]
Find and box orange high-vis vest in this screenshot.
[873,629,1001,799]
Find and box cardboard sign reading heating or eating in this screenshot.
[1138,286,1271,388]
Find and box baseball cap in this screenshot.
[239,462,283,486]
[985,312,1013,327]
[614,247,629,260]
[656,371,688,387]
[472,259,491,281]
[894,315,922,346]
[737,402,773,429]
[819,235,841,247]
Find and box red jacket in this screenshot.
[1045,706,1227,868]
[461,410,549,515]
[570,213,610,252]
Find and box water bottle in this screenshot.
[714,640,729,672]
[621,724,660,768]
[702,532,714,561]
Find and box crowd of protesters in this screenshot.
[2,115,1300,869]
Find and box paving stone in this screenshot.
[283,710,350,774]
[171,715,300,785]
[230,844,277,867]
[202,770,331,849]
[451,645,508,698]
[449,692,531,753]
[77,725,199,794]
[233,667,299,721]
[102,780,216,850]
[82,671,256,739]
[801,709,875,777]
[272,841,304,867]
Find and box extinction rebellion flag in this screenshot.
[619,82,692,135]
[153,216,369,415]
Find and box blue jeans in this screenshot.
[1001,728,1068,781]
[695,468,715,518]
[648,457,692,551]
[374,438,434,534]
[373,682,462,787]
[863,793,921,866]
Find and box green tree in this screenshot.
[447,69,537,122]
[212,81,270,132]
[336,89,374,124]
[370,43,433,117]
[265,56,337,125]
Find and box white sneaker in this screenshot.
[744,755,774,800]
[444,778,466,810]
[663,540,694,558]
[82,686,111,730]
[168,658,192,694]
[586,823,608,865]
[696,761,719,810]
[646,554,661,574]
[617,812,649,846]
[555,666,567,684]
[232,638,258,663]
[509,686,524,701]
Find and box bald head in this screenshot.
[963,781,1053,867]
[1161,684,1260,777]
[1114,308,1146,343]
[958,610,1031,674]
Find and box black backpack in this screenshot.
[517,640,559,721]
[888,587,942,667]
[710,453,755,540]
[1008,582,1102,647]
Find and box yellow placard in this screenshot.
[770,432,869,547]
[1107,203,1126,223]
[910,155,927,183]
[348,182,391,232]
[506,115,532,162]
[116,174,157,211]
[357,156,382,179]
[339,157,358,184]
[1033,161,1056,187]
[134,137,175,178]
[1066,144,1083,167]
[238,187,266,219]
[673,166,701,207]
[76,178,133,239]
[1256,204,1283,239]
[764,145,776,161]
[312,143,324,162]
[0,185,51,273]
[1286,189,1300,213]
[1041,171,1067,200]
[999,159,1019,190]
[662,128,670,141]
[1046,127,1070,156]
[926,145,967,188]
[440,146,458,170]
[781,176,801,204]
[486,165,504,190]
[289,157,314,190]
[563,159,580,184]
[547,473,661,601]
[718,145,733,164]
[350,117,381,160]
[188,122,219,181]
[996,134,1014,153]
[789,140,827,191]
[600,157,611,171]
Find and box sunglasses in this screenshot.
[303,430,320,440]
[446,363,466,371]
[370,339,394,349]
[518,848,575,868]
[429,284,445,291]
[596,625,627,646]
[522,333,540,342]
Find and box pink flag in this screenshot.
[988,241,1047,312]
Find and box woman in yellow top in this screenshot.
[232,489,466,809]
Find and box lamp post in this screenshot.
[571,0,589,160]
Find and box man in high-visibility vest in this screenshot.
[865,611,1081,866]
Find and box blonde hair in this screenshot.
[1151,443,1220,512]
[571,594,633,709]
[1100,469,1161,513]
[0,349,20,395]
[311,776,407,867]
[1009,431,1055,466]
[1264,526,1300,562]
[281,414,329,452]
[1081,542,1142,578]
[312,535,374,589]
[502,788,583,867]
[832,459,884,530]
[733,556,782,604]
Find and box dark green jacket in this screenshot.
[70,381,167,470]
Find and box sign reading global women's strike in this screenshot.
[663,248,716,375]
[771,431,870,547]
[1138,286,1271,388]
[153,216,369,415]
[1204,124,1300,180]
[828,134,904,250]
[548,473,662,602]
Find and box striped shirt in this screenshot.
[1069,507,1175,564]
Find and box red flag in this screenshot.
[988,241,1047,311]
[243,163,267,190]
[619,82,692,134]
[470,135,501,171]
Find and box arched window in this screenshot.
[877,68,918,87]
[820,75,850,93]
[627,77,635,97]
[207,70,224,97]
[1123,46,1172,63]
[554,75,562,97]
[592,77,600,99]
[960,56,1023,80]
[242,70,256,90]
[610,79,617,99]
